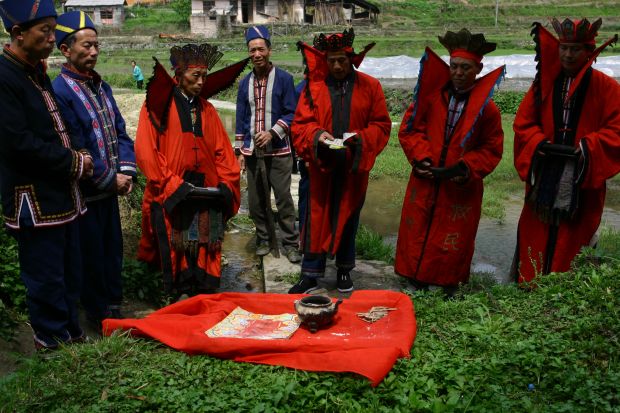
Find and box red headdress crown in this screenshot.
[438,29,496,64]
[550,17,601,46]
[169,43,223,72]
[313,28,356,52]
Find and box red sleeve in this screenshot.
[513,87,548,182]
[205,105,241,216]
[351,79,391,173]
[461,101,504,181]
[291,88,324,164]
[398,101,433,165]
[134,103,185,204]
[580,76,620,189]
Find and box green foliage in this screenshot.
[0,300,18,342]
[170,0,191,21]
[383,88,411,119]
[121,259,166,306]
[481,115,521,222]
[2,254,620,411]
[0,221,25,312]
[122,3,189,33]
[370,128,410,180]
[494,91,526,115]
[355,225,395,263]
[273,272,300,284]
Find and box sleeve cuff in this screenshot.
[218,182,235,220]
[163,182,193,214]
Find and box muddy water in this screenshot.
[220,230,263,293]
[361,177,620,284]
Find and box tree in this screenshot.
[171,0,191,21]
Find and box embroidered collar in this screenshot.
[252,63,273,80]
[3,44,42,72]
[60,63,102,85]
[3,44,49,86]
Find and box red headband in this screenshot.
[450,49,483,64]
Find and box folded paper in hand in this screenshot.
[206,306,301,340]
[329,132,357,149]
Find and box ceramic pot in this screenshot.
[294,295,343,333]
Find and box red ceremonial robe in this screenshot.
[292,72,391,254]
[395,48,505,287]
[292,44,391,255]
[513,25,620,282]
[135,93,240,291]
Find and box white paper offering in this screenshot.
[329,132,357,149]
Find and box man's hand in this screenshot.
[81,155,94,180]
[254,131,273,148]
[317,131,335,146]
[414,159,433,179]
[116,173,133,195]
[237,154,246,172]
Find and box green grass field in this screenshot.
[2,258,619,411]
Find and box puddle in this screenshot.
[361,177,620,284]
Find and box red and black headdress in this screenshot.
[550,18,601,46]
[438,28,496,65]
[312,28,356,54]
[298,28,375,81]
[402,30,505,149]
[531,18,618,106]
[146,43,249,132]
[169,43,223,75]
[296,28,375,108]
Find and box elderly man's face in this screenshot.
[178,66,208,97]
[559,43,591,77]
[449,57,482,91]
[248,38,271,72]
[16,16,57,61]
[326,50,352,80]
[60,28,99,73]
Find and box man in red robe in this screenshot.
[513,18,620,282]
[395,29,505,294]
[289,29,391,294]
[135,44,243,297]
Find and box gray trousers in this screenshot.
[245,154,299,249]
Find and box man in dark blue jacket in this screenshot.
[235,26,300,263]
[52,11,137,329]
[0,0,94,350]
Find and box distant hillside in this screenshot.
[377,0,620,32]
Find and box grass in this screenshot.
[1,252,619,411]
[355,225,395,264]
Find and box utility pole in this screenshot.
[495,0,499,28]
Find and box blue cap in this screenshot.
[55,11,96,48]
[0,0,57,31]
[245,25,270,45]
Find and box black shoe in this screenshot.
[337,272,354,293]
[288,277,319,294]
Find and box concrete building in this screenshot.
[63,0,128,27]
[190,0,379,37]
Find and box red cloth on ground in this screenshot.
[103,290,416,386]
